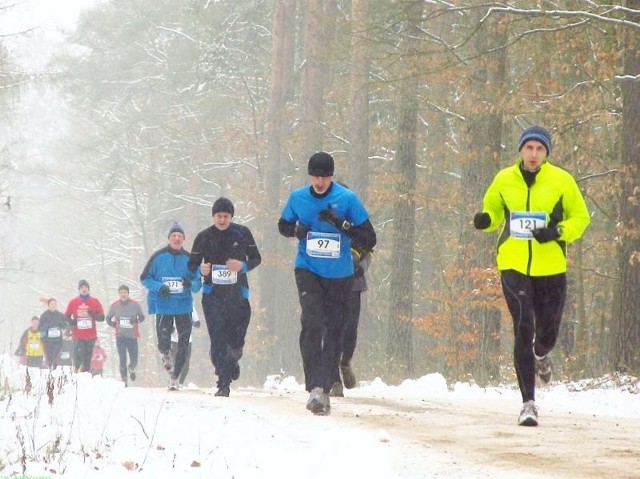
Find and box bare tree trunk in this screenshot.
[348,0,370,202]
[455,10,507,384]
[259,0,299,376]
[611,1,640,373]
[300,0,326,157]
[386,0,424,379]
[346,0,374,376]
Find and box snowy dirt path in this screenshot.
[155,386,640,479]
[25,372,638,479]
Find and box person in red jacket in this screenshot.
[90,339,108,376]
[65,279,105,373]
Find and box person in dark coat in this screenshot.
[39,297,68,369]
[329,246,372,396]
[188,198,261,397]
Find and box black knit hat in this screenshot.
[168,221,185,238]
[308,152,335,177]
[212,197,234,217]
[518,126,552,156]
[78,279,90,289]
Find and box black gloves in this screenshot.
[473,212,491,230]
[318,206,354,233]
[532,227,561,243]
[159,285,171,297]
[318,206,343,228]
[192,320,201,329]
[182,277,192,289]
[294,224,310,240]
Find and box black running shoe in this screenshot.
[215,386,230,397]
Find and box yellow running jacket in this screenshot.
[481,160,590,276]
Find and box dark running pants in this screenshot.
[43,339,63,369]
[156,314,192,381]
[116,336,139,381]
[295,268,354,393]
[74,339,95,373]
[330,290,362,384]
[202,293,251,389]
[501,269,566,403]
[170,341,192,385]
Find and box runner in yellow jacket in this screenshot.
[473,125,590,427]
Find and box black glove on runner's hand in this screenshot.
[182,277,192,289]
[159,285,171,297]
[294,224,310,240]
[532,227,561,243]
[318,207,343,228]
[473,212,491,230]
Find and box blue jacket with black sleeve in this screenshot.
[140,246,201,315]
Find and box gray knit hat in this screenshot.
[518,126,552,156]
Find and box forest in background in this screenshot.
[0,0,638,387]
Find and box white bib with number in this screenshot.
[306,231,341,258]
[119,317,133,329]
[162,277,184,293]
[211,265,238,285]
[510,211,547,239]
[48,328,61,338]
[77,319,92,329]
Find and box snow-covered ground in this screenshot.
[1,354,639,479]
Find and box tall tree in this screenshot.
[259,0,299,375]
[348,0,371,201]
[300,0,326,156]
[386,0,424,378]
[455,10,507,383]
[611,0,640,372]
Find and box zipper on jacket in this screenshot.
[526,187,533,276]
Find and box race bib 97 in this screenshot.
[306,231,341,258]
[510,212,547,239]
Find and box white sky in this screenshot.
[0,0,94,71]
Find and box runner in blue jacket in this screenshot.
[140,222,200,390]
[278,152,376,415]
